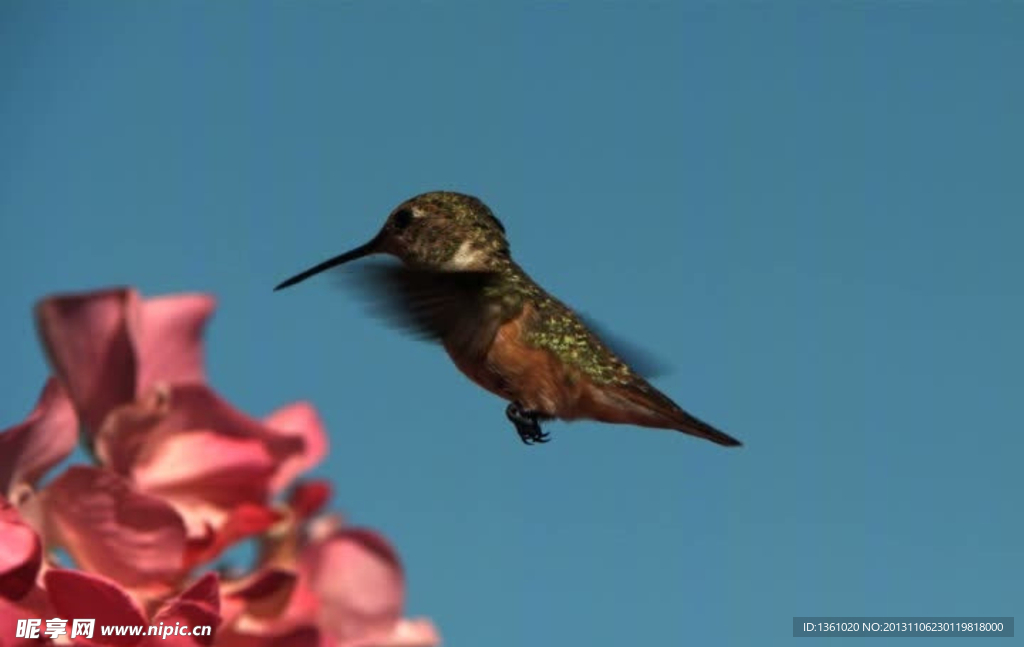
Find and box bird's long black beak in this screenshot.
[273,235,382,291]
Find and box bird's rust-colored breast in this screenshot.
[445,301,683,427]
[445,303,586,415]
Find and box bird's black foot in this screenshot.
[505,402,550,445]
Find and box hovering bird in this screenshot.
[274,191,741,448]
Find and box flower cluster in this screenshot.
[0,288,440,647]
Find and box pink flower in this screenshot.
[0,384,220,646]
[0,379,193,601]
[2,286,440,647]
[0,498,42,602]
[35,288,328,558]
[43,569,219,647]
[1,464,208,646]
[1,524,222,647]
[295,529,439,647]
[35,288,214,435]
[0,379,77,606]
[0,582,53,647]
[93,384,324,541]
[42,466,190,596]
[217,497,439,647]
[0,379,78,505]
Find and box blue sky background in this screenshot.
[1,2,1021,645]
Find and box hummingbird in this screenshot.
[274,191,741,448]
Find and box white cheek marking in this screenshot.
[447,240,484,269]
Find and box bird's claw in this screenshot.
[519,428,551,445]
[506,402,550,445]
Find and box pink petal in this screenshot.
[43,467,187,593]
[306,515,345,545]
[184,505,282,568]
[134,295,215,397]
[94,390,172,478]
[146,573,221,647]
[215,626,322,647]
[0,585,54,646]
[272,571,320,630]
[0,499,42,600]
[34,288,140,433]
[138,602,215,647]
[301,530,405,643]
[287,481,333,521]
[143,600,219,647]
[340,619,441,647]
[45,569,147,646]
[130,430,278,536]
[175,572,221,613]
[385,619,441,647]
[0,379,78,500]
[96,385,304,537]
[220,568,298,626]
[263,403,329,493]
[141,385,302,457]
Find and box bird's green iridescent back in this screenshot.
[483,260,640,387]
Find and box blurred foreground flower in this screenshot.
[1,287,440,647]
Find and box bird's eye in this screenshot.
[392,209,413,230]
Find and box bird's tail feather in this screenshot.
[666,409,742,447]
[602,383,743,447]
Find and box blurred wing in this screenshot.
[577,313,672,378]
[338,262,512,360]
